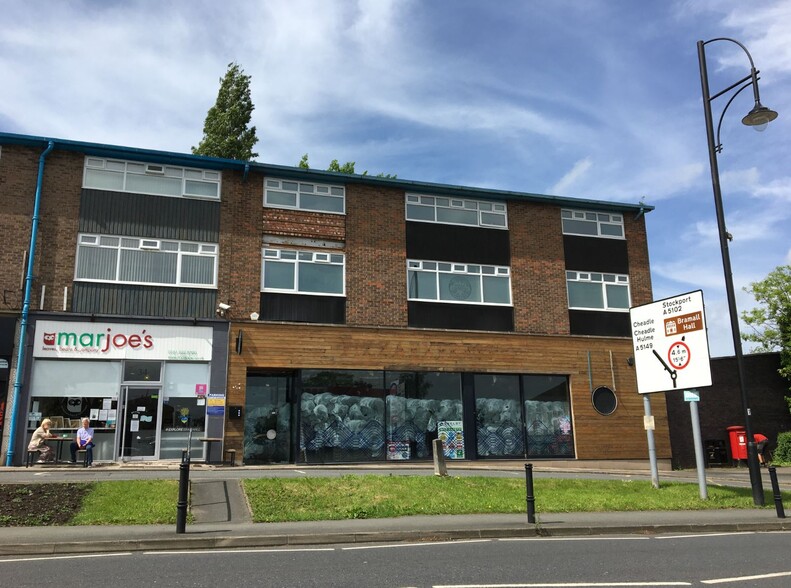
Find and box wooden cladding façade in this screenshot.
[224,322,671,461]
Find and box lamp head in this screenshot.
[742,102,778,127]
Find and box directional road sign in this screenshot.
[629,290,712,394]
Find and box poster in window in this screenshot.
[438,421,465,459]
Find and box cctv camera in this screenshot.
[217,302,231,311]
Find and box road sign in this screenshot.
[629,290,712,394]
[684,389,700,402]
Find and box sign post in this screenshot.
[630,290,713,491]
[685,389,708,500]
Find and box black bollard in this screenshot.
[525,463,535,524]
[176,449,191,533]
[768,466,786,519]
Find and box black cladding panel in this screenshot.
[260,292,345,324]
[568,310,630,337]
[563,235,629,274]
[408,301,513,331]
[406,222,510,265]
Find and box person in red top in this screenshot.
[754,433,769,466]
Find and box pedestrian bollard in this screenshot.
[768,466,786,519]
[525,463,535,524]
[432,438,447,476]
[176,449,191,534]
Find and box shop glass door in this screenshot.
[120,386,161,459]
[244,374,292,464]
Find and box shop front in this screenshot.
[224,323,670,466]
[242,369,574,465]
[19,317,227,464]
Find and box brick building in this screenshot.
[0,132,671,466]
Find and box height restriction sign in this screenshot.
[629,290,712,394]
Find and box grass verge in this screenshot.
[242,475,791,522]
[69,480,180,525]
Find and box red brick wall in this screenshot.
[345,183,408,327]
[35,151,83,311]
[625,211,653,306]
[511,201,569,334]
[0,146,38,311]
[262,207,345,241]
[218,170,262,320]
[0,146,81,312]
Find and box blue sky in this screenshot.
[2,0,789,358]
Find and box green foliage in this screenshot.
[774,431,791,464]
[297,154,396,178]
[192,62,259,161]
[741,265,791,385]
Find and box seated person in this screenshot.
[28,418,56,463]
[70,417,95,466]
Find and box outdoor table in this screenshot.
[198,437,223,463]
[45,434,73,463]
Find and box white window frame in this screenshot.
[561,209,624,239]
[261,248,346,296]
[406,194,508,229]
[75,233,219,288]
[83,157,221,200]
[407,259,512,306]
[566,270,630,312]
[264,178,346,215]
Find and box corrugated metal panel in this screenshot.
[72,282,217,318]
[79,189,220,242]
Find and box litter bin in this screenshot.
[726,425,748,461]
[705,439,728,466]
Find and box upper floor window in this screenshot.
[406,194,507,229]
[75,234,218,288]
[566,271,630,311]
[262,248,345,296]
[561,209,624,238]
[83,157,221,200]
[407,260,511,305]
[264,178,345,214]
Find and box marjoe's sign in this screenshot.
[33,320,213,361]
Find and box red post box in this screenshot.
[726,425,748,461]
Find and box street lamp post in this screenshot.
[697,38,778,507]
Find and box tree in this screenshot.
[193,62,259,161]
[741,265,791,384]
[297,154,395,178]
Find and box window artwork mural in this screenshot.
[523,375,574,457]
[385,372,464,460]
[475,374,523,457]
[299,370,386,463]
[247,369,571,463]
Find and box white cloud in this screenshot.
[549,158,592,195]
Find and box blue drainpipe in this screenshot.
[5,140,54,466]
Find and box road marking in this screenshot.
[701,570,791,584]
[0,553,132,563]
[143,547,334,555]
[434,582,691,587]
[656,532,753,540]
[295,470,307,474]
[499,537,650,542]
[342,539,491,550]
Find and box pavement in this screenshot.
[0,461,789,556]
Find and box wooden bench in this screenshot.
[26,449,42,468]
